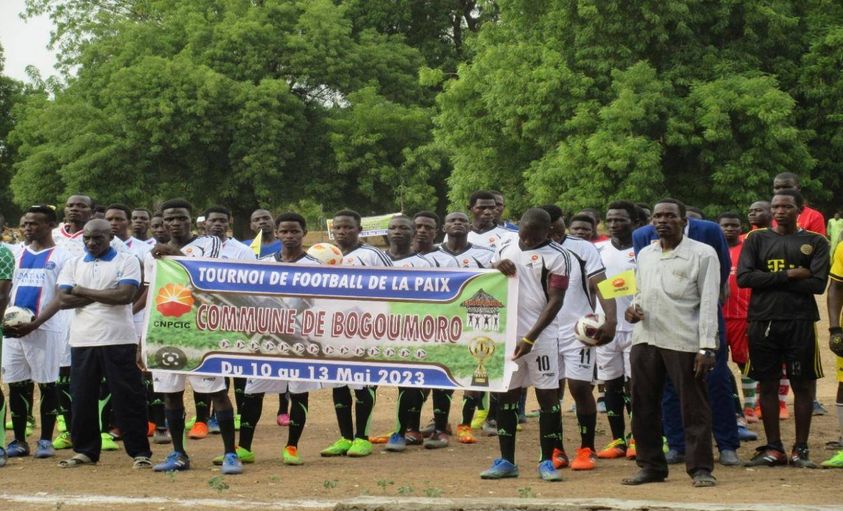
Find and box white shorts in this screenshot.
[60,332,71,368]
[1,330,63,383]
[245,378,321,395]
[151,371,227,394]
[508,344,558,390]
[597,330,632,381]
[557,335,595,383]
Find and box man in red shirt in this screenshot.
[772,173,826,236]
[718,213,758,432]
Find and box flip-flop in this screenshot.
[58,453,95,468]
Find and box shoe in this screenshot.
[691,469,716,487]
[52,432,73,450]
[825,439,843,451]
[57,415,67,433]
[405,430,423,446]
[276,413,290,427]
[369,434,389,444]
[188,421,208,439]
[821,450,843,468]
[101,433,119,451]
[813,400,828,416]
[153,451,190,472]
[283,445,303,465]
[597,438,627,459]
[34,439,55,459]
[207,416,220,434]
[385,432,407,452]
[147,422,155,437]
[220,452,243,475]
[481,421,498,436]
[737,425,758,442]
[665,449,685,465]
[234,414,241,431]
[754,404,762,420]
[480,458,519,479]
[744,445,787,467]
[457,424,477,444]
[347,437,373,457]
[622,469,666,485]
[470,409,488,430]
[423,431,449,449]
[320,437,352,457]
[552,448,569,469]
[790,446,818,469]
[537,459,562,481]
[0,447,6,467]
[109,428,122,440]
[719,449,740,466]
[185,416,197,429]
[779,401,789,420]
[626,438,637,460]
[597,399,607,414]
[420,419,436,437]
[213,446,255,465]
[153,429,172,445]
[571,447,597,470]
[743,407,759,424]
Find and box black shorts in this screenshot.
[745,320,823,381]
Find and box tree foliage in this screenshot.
[437,0,843,216]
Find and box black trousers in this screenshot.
[631,344,713,477]
[70,344,151,462]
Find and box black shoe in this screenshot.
[790,446,818,469]
[744,445,787,467]
[621,469,667,485]
[692,469,716,487]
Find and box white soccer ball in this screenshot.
[574,313,605,346]
[3,306,35,327]
[306,243,343,265]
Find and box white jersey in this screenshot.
[341,244,392,267]
[10,245,73,332]
[123,236,153,261]
[219,238,256,261]
[556,235,605,336]
[52,224,129,258]
[444,225,516,250]
[143,235,222,284]
[494,239,570,345]
[428,243,494,269]
[260,252,321,265]
[598,240,637,333]
[389,253,431,268]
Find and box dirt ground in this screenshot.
[2,318,842,510]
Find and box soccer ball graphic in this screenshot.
[306,243,343,265]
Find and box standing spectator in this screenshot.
[623,199,719,487]
[738,190,829,468]
[56,219,151,469]
[772,173,826,235]
[822,241,843,468]
[828,212,843,252]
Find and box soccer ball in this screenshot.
[574,313,605,346]
[306,243,343,265]
[4,306,35,327]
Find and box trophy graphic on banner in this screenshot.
[469,336,496,386]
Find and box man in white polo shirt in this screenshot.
[55,219,151,469]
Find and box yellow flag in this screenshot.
[249,236,262,256]
[597,269,636,299]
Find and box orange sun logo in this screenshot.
[155,283,194,317]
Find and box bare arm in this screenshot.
[828,279,843,329]
[5,292,63,337]
[589,271,617,344]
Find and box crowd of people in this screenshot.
[0,171,841,487]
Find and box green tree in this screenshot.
[0,45,31,222]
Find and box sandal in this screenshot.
[133,456,153,469]
[58,453,95,468]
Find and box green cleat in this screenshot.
[213,446,255,465]
[52,432,73,450]
[185,416,197,429]
[320,437,353,457]
[101,433,119,451]
[821,450,843,469]
[57,416,67,433]
[283,445,303,465]
[347,438,373,457]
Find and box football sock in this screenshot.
[288,393,308,447]
[165,407,186,454]
[58,367,72,431]
[194,393,210,423]
[577,411,597,450]
[38,383,58,441]
[497,401,518,463]
[216,408,236,454]
[604,377,626,440]
[238,393,263,451]
[232,377,246,414]
[332,387,354,440]
[9,381,31,441]
[353,387,376,440]
[277,392,289,416]
[539,403,562,462]
[433,389,453,432]
[461,394,478,425]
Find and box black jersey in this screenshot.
[736,228,829,321]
